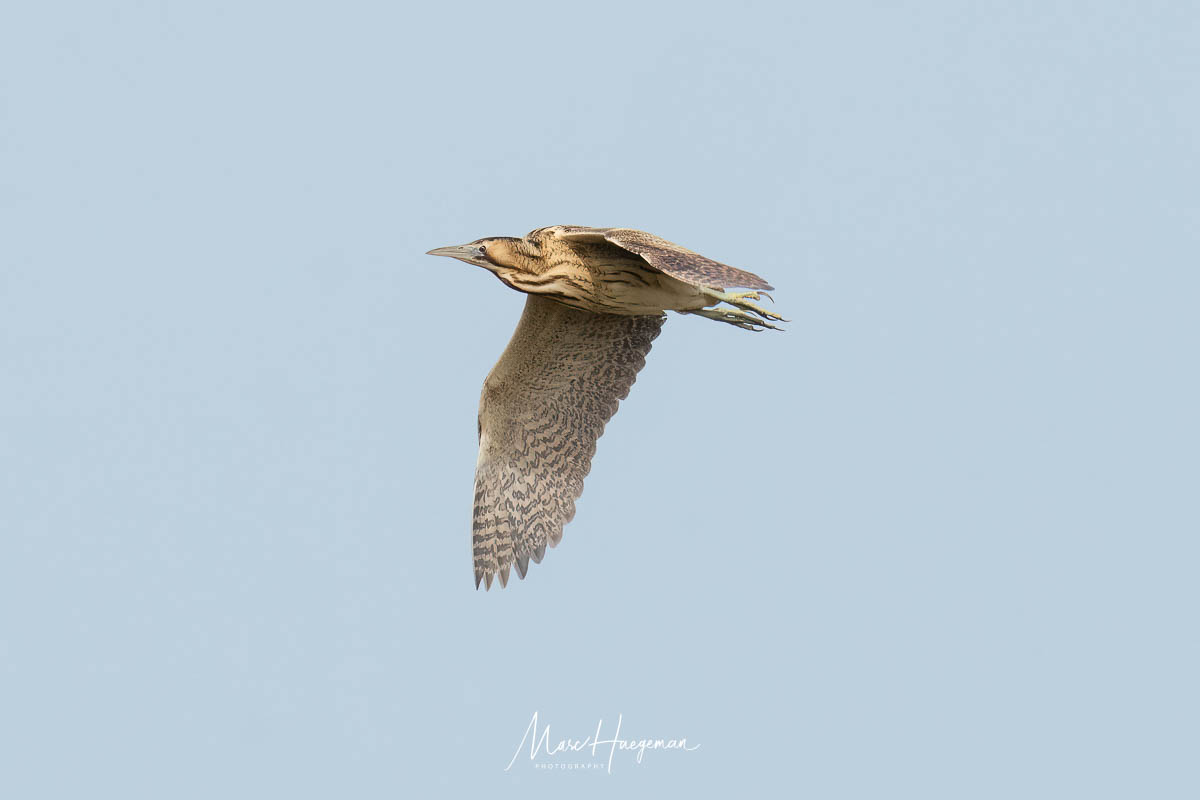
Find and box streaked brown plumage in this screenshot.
[426,226,784,589]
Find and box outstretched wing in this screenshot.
[472,295,665,589]
[556,226,774,291]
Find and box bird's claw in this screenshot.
[686,306,783,331]
[707,290,789,325]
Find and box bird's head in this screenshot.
[425,236,538,277]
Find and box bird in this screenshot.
[426,225,784,590]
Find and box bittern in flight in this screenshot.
[426,225,784,590]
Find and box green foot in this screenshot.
[692,289,788,330]
[685,306,783,331]
[715,291,787,322]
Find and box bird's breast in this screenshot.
[591,261,710,315]
[504,253,709,315]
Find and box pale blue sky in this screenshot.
[2,2,1197,797]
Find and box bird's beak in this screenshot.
[425,245,475,260]
[425,244,492,268]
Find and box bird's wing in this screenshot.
[557,226,774,291]
[472,295,665,590]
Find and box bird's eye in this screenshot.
[478,245,487,254]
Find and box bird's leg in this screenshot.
[683,306,783,331]
[703,289,788,323]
